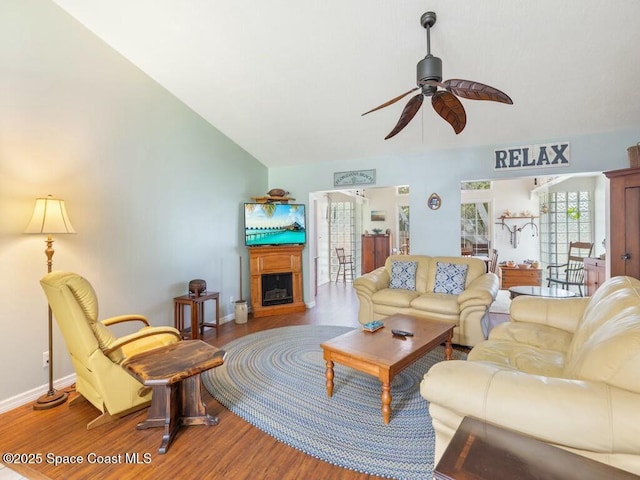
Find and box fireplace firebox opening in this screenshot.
[261,273,293,306]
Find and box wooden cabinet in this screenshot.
[498,266,542,289]
[605,167,640,279]
[361,234,391,274]
[584,257,606,296]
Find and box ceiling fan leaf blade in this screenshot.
[432,91,466,134]
[362,87,420,116]
[384,94,424,139]
[443,79,513,104]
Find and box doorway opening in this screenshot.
[310,185,410,292]
[460,173,605,294]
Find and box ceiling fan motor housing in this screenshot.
[417,54,441,95]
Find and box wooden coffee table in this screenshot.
[320,314,454,424]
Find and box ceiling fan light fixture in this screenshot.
[417,55,442,92]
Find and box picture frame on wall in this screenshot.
[371,210,386,221]
[427,193,441,210]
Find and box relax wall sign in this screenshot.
[494,142,570,171]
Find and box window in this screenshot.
[539,191,592,270]
[461,181,491,191]
[398,205,410,254]
[329,201,357,280]
[461,202,490,255]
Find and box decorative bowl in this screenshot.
[518,264,530,269]
[188,279,207,296]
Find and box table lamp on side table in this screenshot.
[24,195,76,410]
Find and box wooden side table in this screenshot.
[122,340,226,454]
[584,257,606,296]
[434,416,640,479]
[173,291,219,339]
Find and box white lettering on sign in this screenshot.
[494,142,570,170]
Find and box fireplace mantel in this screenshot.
[248,245,306,318]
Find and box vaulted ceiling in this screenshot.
[52,0,640,168]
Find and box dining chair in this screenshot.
[335,248,355,282]
[546,242,594,296]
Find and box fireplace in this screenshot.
[261,273,293,306]
[248,245,305,318]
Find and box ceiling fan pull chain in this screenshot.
[421,101,425,143]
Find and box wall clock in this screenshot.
[427,193,441,210]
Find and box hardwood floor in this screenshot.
[0,282,389,480]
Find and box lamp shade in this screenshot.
[25,195,76,234]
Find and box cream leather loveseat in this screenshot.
[353,255,499,347]
[421,275,640,476]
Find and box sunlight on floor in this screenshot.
[0,463,28,480]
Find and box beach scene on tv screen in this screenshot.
[245,204,306,246]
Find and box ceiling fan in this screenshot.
[362,11,513,139]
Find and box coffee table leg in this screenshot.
[444,332,453,361]
[325,360,334,397]
[381,382,392,424]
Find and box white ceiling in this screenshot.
[52,0,640,168]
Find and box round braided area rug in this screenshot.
[202,325,465,479]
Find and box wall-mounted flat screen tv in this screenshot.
[244,203,306,247]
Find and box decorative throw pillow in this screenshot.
[389,260,418,290]
[433,262,468,294]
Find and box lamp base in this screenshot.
[33,389,68,410]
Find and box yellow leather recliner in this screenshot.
[40,271,182,429]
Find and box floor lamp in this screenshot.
[25,195,76,410]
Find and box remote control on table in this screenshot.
[392,329,414,337]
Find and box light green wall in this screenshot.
[0,0,267,405]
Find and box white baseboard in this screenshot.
[0,373,77,414]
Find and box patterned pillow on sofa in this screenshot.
[389,260,418,290]
[434,262,468,294]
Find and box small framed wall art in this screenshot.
[427,193,441,210]
[371,210,386,221]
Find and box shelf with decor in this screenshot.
[496,216,539,220]
[495,216,539,248]
[250,196,296,204]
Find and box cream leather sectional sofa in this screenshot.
[421,275,640,476]
[353,255,499,347]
